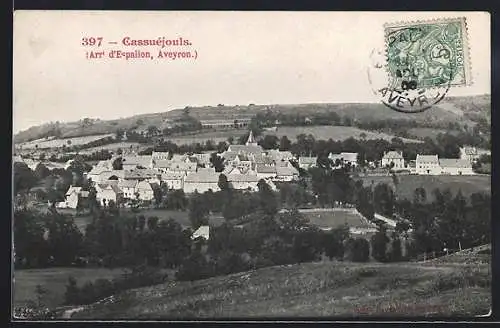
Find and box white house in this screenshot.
[118,179,137,199]
[381,151,405,170]
[136,180,155,201]
[152,159,172,173]
[191,225,210,240]
[122,155,153,171]
[255,164,277,180]
[167,161,197,175]
[439,159,474,175]
[161,172,185,190]
[276,166,300,182]
[298,156,317,170]
[227,174,260,191]
[183,171,221,193]
[415,154,440,175]
[95,183,123,206]
[459,146,491,163]
[56,185,89,209]
[328,152,358,167]
[87,166,111,184]
[152,151,170,161]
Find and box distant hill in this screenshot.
[68,247,490,319]
[13,94,490,144]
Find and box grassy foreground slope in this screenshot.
[72,250,490,319]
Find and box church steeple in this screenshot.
[245,130,257,146]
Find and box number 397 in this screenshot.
[81,37,103,46]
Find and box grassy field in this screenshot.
[264,126,422,143]
[70,249,491,319]
[77,142,146,154]
[356,175,491,202]
[407,128,459,141]
[13,267,127,308]
[299,208,375,230]
[167,129,248,145]
[18,134,115,150]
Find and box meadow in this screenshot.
[298,208,376,230]
[355,174,491,202]
[264,126,422,143]
[18,134,115,150]
[13,267,127,308]
[70,248,491,319]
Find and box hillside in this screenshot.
[13,95,490,144]
[68,249,490,319]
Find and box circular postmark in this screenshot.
[367,23,463,113]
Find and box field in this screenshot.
[299,208,375,230]
[70,249,491,319]
[407,128,459,141]
[17,134,115,150]
[356,175,491,202]
[13,267,127,308]
[166,129,248,145]
[77,142,146,154]
[264,126,422,143]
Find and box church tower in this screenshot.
[245,130,257,146]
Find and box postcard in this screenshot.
[12,11,491,321]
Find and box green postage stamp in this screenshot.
[384,17,471,90]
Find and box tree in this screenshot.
[389,232,403,262]
[370,225,390,262]
[210,153,225,172]
[345,238,370,262]
[218,174,230,191]
[64,276,79,305]
[112,157,123,170]
[147,216,159,231]
[257,179,278,216]
[323,224,350,260]
[188,192,209,229]
[153,184,163,207]
[34,163,51,180]
[279,136,292,151]
[14,162,37,194]
[45,212,84,266]
[13,208,48,268]
[259,135,279,150]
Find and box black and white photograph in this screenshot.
[12,11,491,320]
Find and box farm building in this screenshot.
[56,185,89,209]
[439,159,474,175]
[329,152,358,167]
[381,151,405,170]
[298,156,317,170]
[415,154,440,175]
[183,171,221,193]
[161,172,185,190]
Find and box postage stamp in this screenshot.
[384,17,472,90]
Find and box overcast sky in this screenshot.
[13,11,490,133]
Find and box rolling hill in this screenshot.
[64,246,490,319]
[13,95,490,144]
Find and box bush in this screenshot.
[345,238,370,262]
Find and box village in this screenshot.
[13,129,489,212]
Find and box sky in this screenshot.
[13,11,490,133]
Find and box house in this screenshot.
[183,171,221,193]
[118,179,137,199]
[191,225,210,240]
[124,169,161,184]
[167,161,197,175]
[415,154,440,175]
[152,159,172,173]
[328,152,358,167]
[381,151,405,170]
[56,185,89,209]
[276,166,300,182]
[439,159,474,175]
[298,156,317,170]
[95,183,123,206]
[87,166,111,184]
[223,165,246,176]
[227,174,260,191]
[267,149,295,162]
[99,170,125,182]
[190,153,211,166]
[122,155,153,171]
[459,146,491,163]
[136,180,155,201]
[256,164,277,179]
[170,154,191,163]
[161,172,185,190]
[151,151,170,161]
